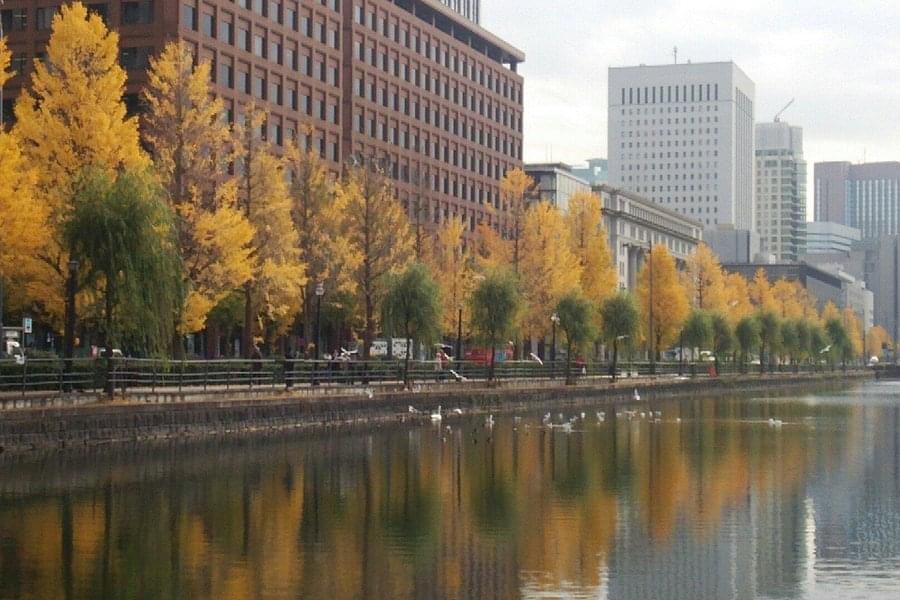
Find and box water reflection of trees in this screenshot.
[0,397,865,599]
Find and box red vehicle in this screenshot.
[464,347,512,366]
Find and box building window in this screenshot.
[182,3,197,30]
[1,8,28,31]
[201,12,214,37]
[36,7,58,31]
[120,46,154,70]
[120,1,154,25]
[219,18,234,44]
[219,61,233,88]
[87,3,110,24]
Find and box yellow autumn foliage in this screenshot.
[519,202,583,338]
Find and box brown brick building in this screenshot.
[1,0,524,234]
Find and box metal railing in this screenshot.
[0,356,855,397]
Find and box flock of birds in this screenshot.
[403,387,787,436]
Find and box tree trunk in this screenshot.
[565,340,573,385]
[759,341,765,375]
[242,283,253,358]
[489,342,496,383]
[610,340,618,382]
[403,324,411,388]
[103,287,114,398]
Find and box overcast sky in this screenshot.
[481,0,900,217]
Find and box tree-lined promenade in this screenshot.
[0,4,884,390]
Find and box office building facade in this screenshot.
[523,162,590,211]
[814,161,900,239]
[755,121,806,262]
[804,221,861,255]
[607,61,755,231]
[1,0,524,235]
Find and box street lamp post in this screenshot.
[550,312,560,379]
[314,282,324,360]
[63,259,78,390]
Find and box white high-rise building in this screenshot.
[438,0,480,23]
[607,62,756,231]
[755,121,806,262]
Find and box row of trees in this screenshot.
[0,4,885,375]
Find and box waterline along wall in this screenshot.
[0,372,870,453]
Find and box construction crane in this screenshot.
[774,98,795,123]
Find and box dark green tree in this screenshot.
[65,167,183,393]
[599,292,639,382]
[681,309,712,374]
[469,269,521,382]
[380,263,442,387]
[709,312,734,375]
[780,320,800,371]
[757,310,781,374]
[555,291,598,385]
[809,323,829,371]
[825,318,851,371]
[735,316,760,374]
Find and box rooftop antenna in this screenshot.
[673,46,678,64]
[773,98,794,122]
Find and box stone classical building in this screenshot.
[594,185,704,291]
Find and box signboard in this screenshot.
[22,317,32,334]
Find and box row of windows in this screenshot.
[184,5,340,89]
[352,3,520,103]
[187,3,339,50]
[351,112,513,180]
[620,83,720,106]
[211,57,339,124]
[354,39,520,132]
[1,2,111,30]
[353,78,519,157]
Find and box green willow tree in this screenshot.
[469,269,521,383]
[555,291,597,385]
[600,292,638,382]
[380,263,442,387]
[709,312,734,375]
[64,168,183,393]
[681,310,712,374]
[735,316,759,374]
[757,310,781,374]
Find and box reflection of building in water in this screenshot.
[753,487,807,598]
[606,505,758,599]
[810,404,900,568]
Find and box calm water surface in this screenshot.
[2,382,900,599]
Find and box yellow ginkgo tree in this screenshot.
[13,1,147,326]
[565,191,617,311]
[234,104,304,354]
[519,202,583,344]
[0,38,46,315]
[142,41,254,341]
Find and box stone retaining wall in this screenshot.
[0,372,870,453]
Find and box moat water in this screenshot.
[1,381,899,599]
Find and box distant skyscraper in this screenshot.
[438,0,480,23]
[755,121,806,262]
[814,161,900,239]
[607,61,756,231]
